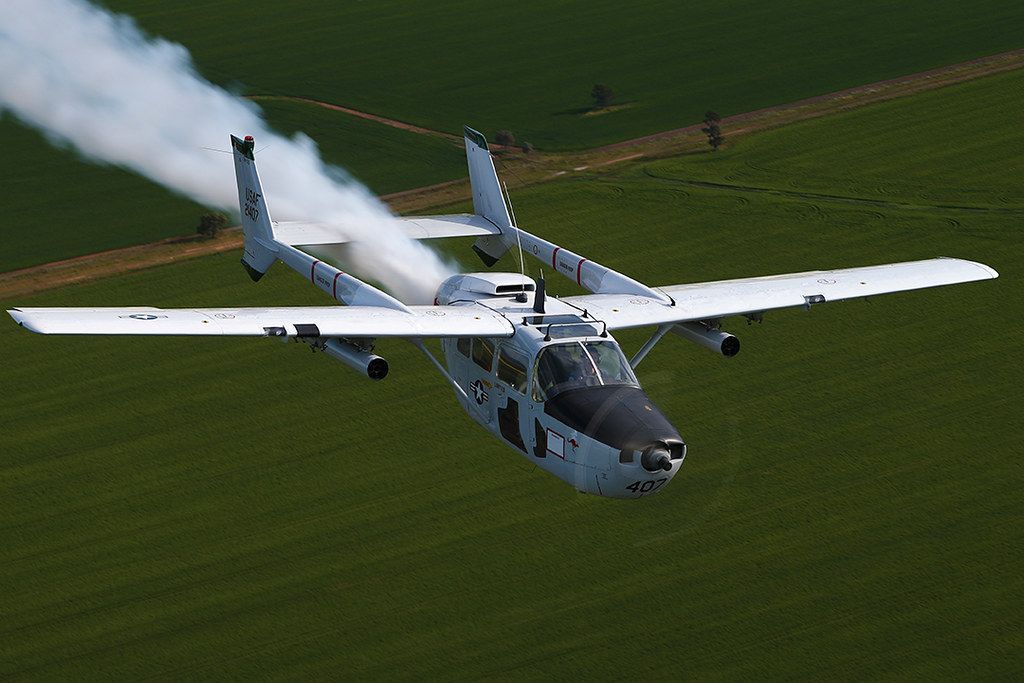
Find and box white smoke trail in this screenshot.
[0,0,455,303]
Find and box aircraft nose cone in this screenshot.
[641,445,673,472]
[543,386,683,456]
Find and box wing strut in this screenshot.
[630,324,673,368]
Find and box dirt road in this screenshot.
[3,48,1021,301]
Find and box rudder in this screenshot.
[463,126,514,266]
[231,135,278,281]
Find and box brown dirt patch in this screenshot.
[4,48,1022,302]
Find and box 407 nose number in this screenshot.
[626,478,667,494]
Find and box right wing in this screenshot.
[562,258,998,330]
[7,305,515,338]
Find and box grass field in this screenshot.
[0,116,205,273]
[641,69,1024,211]
[5,0,1021,274]
[1,72,1021,677]
[258,99,467,195]
[104,0,1024,149]
[0,102,467,274]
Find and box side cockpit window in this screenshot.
[497,345,529,393]
[587,340,636,385]
[472,337,495,371]
[457,336,471,357]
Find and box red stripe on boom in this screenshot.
[551,246,560,269]
[310,259,320,284]
[576,258,587,286]
[332,271,342,300]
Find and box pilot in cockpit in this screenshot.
[536,341,637,401]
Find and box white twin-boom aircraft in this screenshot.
[8,128,998,498]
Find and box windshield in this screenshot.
[533,341,638,400]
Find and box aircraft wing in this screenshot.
[7,305,515,338]
[272,214,498,247]
[562,258,998,330]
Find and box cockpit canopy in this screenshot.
[532,340,638,401]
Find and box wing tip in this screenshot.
[939,257,999,280]
[7,308,44,334]
[974,261,999,279]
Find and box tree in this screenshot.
[591,83,614,109]
[197,211,228,239]
[520,141,534,154]
[701,110,725,151]
[494,129,516,147]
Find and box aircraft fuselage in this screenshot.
[437,273,685,498]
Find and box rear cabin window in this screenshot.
[497,346,529,393]
[472,338,495,371]
[457,337,471,357]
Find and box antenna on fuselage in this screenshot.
[503,180,526,282]
[533,272,546,314]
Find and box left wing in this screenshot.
[7,305,515,338]
[562,258,998,330]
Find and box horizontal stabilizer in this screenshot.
[401,214,500,239]
[271,214,499,247]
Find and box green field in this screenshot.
[0,103,467,274]
[105,0,1024,149]
[258,99,467,195]
[0,116,205,272]
[1,71,1021,677]
[4,0,1021,273]
[641,69,1024,211]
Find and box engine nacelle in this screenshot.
[322,339,389,380]
[671,322,740,357]
[435,272,535,305]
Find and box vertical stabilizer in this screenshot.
[464,126,513,266]
[231,135,278,281]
